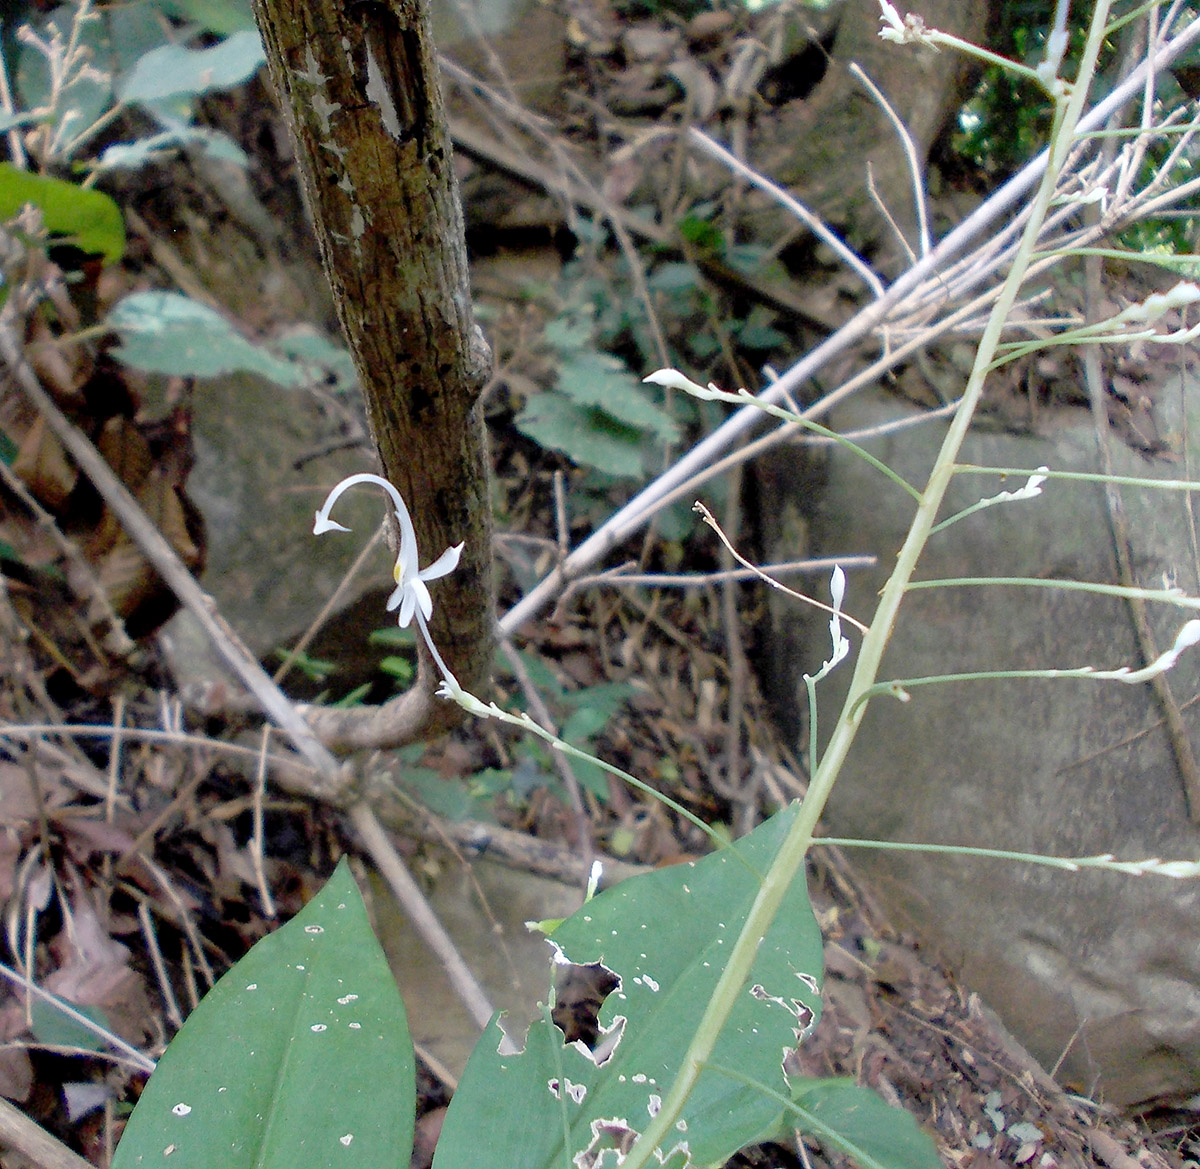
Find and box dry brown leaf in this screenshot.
[46,893,152,1045]
[0,1041,34,1103]
[11,413,77,510]
[90,534,153,624]
[136,467,201,568]
[96,416,152,493]
[0,762,38,828]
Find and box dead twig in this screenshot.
[0,1095,95,1169]
[849,62,931,260]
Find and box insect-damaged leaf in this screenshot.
[433,804,823,1169]
[110,860,415,1169]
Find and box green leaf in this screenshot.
[677,215,724,252]
[155,0,258,34]
[369,627,417,649]
[110,859,415,1169]
[98,127,250,171]
[0,164,125,265]
[559,683,633,744]
[29,998,109,1053]
[106,4,173,75]
[516,393,645,478]
[398,766,494,822]
[544,314,595,353]
[556,353,680,444]
[0,111,45,133]
[379,655,415,681]
[118,30,265,103]
[647,261,702,293]
[559,680,633,714]
[433,805,823,1169]
[273,329,359,391]
[106,291,305,385]
[787,1079,942,1169]
[565,757,612,801]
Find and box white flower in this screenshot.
[643,368,722,399]
[990,466,1048,505]
[313,472,463,689]
[805,566,850,684]
[877,0,906,40]
[875,0,931,44]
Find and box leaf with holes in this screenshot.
[109,859,414,1169]
[432,804,823,1169]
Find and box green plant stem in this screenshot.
[816,837,1200,878]
[954,464,1200,491]
[920,31,1051,92]
[857,663,1188,708]
[687,386,921,500]
[618,6,1113,1165]
[906,576,1200,608]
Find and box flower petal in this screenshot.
[412,579,433,622]
[397,589,417,628]
[421,542,464,582]
[313,514,352,535]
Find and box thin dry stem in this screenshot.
[138,900,183,1030]
[693,502,868,635]
[849,61,931,258]
[688,128,885,298]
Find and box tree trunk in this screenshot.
[251,0,495,747]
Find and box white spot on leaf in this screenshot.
[311,1024,328,1033]
[305,925,324,934]
[340,1133,353,1146]
[171,1103,191,1117]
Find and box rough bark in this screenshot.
[251,0,495,746]
[751,0,991,260]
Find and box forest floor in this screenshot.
[2,3,1200,1168]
